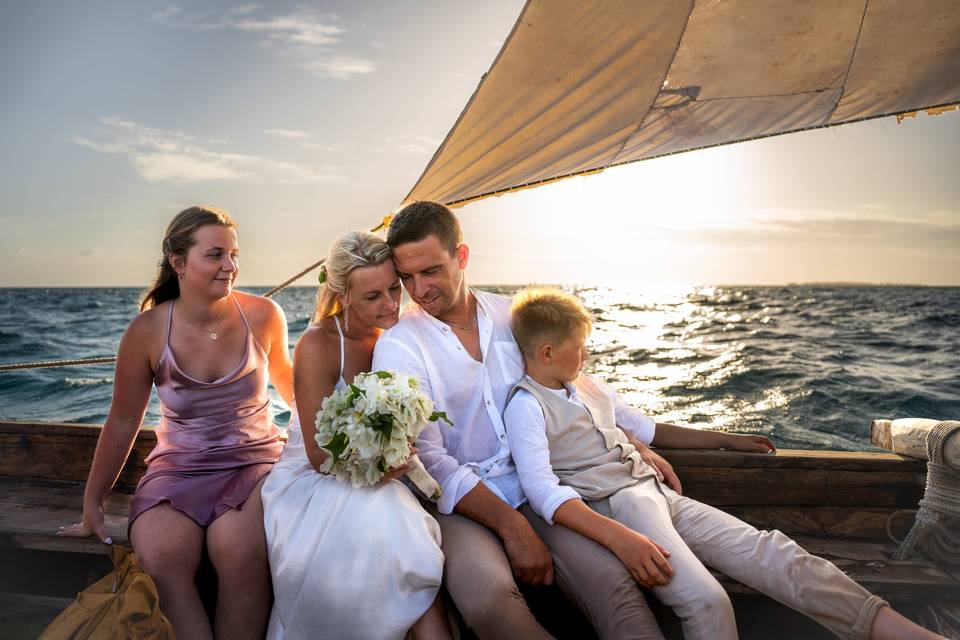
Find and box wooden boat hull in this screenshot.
[1,420,956,639]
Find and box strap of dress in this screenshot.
[165,300,175,346]
[233,296,252,332]
[332,314,346,384]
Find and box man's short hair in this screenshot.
[387,201,462,255]
[511,288,593,357]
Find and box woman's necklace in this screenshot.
[177,299,227,340]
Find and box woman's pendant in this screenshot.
[210,332,219,340]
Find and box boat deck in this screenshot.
[1,421,958,638]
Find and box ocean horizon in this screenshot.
[1,284,958,452]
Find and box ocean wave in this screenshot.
[3,285,959,451]
[63,377,114,387]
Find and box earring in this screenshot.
[178,272,184,280]
[343,302,350,334]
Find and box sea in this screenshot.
[1,285,958,451]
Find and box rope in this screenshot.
[0,357,119,372]
[0,216,396,372]
[891,420,960,564]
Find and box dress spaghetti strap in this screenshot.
[332,315,347,387]
[164,300,175,346]
[233,295,252,332]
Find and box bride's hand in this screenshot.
[58,500,112,544]
[379,445,417,483]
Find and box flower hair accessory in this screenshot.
[318,263,328,284]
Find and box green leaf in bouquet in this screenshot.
[370,412,395,438]
[321,432,350,464]
[430,410,453,426]
[377,459,387,473]
[374,370,393,379]
[349,384,361,401]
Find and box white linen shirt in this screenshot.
[372,289,525,514]
[504,376,657,524]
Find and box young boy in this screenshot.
[503,288,942,640]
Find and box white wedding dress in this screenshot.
[262,317,444,639]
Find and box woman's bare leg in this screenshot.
[130,502,211,639]
[409,591,453,640]
[206,476,272,640]
[870,606,945,640]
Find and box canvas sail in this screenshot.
[402,0,960,208]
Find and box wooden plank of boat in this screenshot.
[1,476,955,598]
[0,478,131,554]
[2,421,958,637]
[0,421,154,490]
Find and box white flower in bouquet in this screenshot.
[314,370,451,498]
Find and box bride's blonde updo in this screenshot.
[312,231,392,324]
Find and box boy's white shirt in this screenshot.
[372,289,525,514]
[504,376,657,524]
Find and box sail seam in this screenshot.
[607,0,697,167]
[827,0,870,123]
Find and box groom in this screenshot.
[372,201,662,639]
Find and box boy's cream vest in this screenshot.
[510,374,657,501]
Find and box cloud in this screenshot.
[387,134,442,154]
[73,117,340,185]
[300,56,376,79]
[301,141,349,152]
[263,130,349,153]
[264,128,311,140]
[151,5,375,79]
[686,210,960,251]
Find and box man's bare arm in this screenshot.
[454,482,554,586]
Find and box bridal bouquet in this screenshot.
[314,370,451,498]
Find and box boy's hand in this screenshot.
[609,528,673,589]
[636,444,683,495]
[723,433,776,453]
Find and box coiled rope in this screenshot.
[0,217,393,373]
[890,420,960,565]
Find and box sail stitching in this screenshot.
[826,0,870,123]
[607,0,697,167]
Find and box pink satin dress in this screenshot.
[129,298,283,528]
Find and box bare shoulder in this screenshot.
[295,321,338,361]
[234,290,284,323]
[120,303,168,364]
[293,322,340,386]
[124,303,166,343]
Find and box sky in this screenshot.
[1,1,957,287]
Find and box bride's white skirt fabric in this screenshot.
[262,429,444,640]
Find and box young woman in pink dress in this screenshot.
[60,206,294,640]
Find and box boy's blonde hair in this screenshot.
[511,288,593,357]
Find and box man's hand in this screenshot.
[608,527,673,589]
[500,515,555,587]
[722,433,776,453]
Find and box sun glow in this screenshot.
[460,145,752,285]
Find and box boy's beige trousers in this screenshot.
[589,477,887,640]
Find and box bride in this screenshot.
[261,231,449,639]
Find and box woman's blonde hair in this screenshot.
[140,206,237,311]
[510,288,593,356]
[313,231,393,324]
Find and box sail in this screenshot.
[403,0,960,208]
